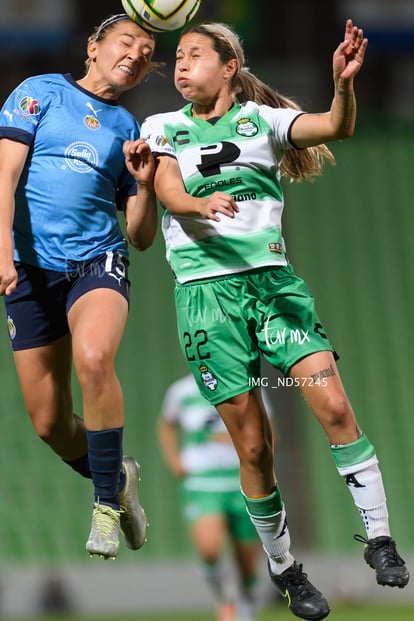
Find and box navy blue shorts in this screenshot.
[4,251,130,351]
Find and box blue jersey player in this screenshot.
[0,14,159,559]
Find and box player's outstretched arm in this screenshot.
[290,19,368,148]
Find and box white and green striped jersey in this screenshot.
[141,101,303,283]
[160,374,240,479]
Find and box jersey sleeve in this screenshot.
[260,105,305,151]
[140,114,176,157]
[115,180,137,211]
[0,76,51,145]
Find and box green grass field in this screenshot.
[8,604,414,621]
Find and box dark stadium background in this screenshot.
[0,0,413,617]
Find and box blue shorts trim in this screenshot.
[4,252,130,351]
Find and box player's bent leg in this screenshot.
[13,335,88,457]
[292,352,409,590]
[69,288,128,430]
[220,393,330,619]
[217,391,275,497]
[290,351,359,445]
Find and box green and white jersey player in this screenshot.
[123,18,409,621]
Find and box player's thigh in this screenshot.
[174,279,260,404]
[256,265,335,375]
[4,263,74,426]
[68,288,128,365]
[13,334,73,423]
[67,251,130,362]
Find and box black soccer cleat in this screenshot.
[268,560,330,620]
[354,534,410,588]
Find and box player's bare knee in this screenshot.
[75,350,113,392]
[33,418,60,446]
[238,437,273,471]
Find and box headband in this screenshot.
[93,14,131,41]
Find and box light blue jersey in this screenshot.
[0,73,140,271]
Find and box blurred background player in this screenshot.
[158,373,275,621]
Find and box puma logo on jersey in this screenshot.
[86,102,102,117]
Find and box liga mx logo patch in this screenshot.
[19,96,40,116]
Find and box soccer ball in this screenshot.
[121,0,201,33]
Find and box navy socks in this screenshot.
[86,427,124,509]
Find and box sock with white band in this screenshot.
[330,433,390,538]
[243,486,294,575]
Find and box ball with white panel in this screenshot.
[121,0,201,33]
